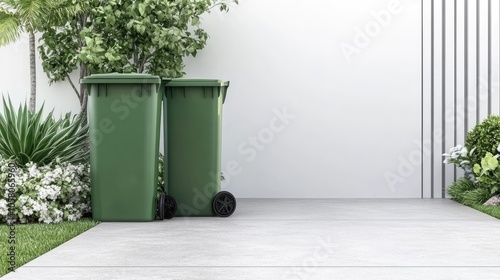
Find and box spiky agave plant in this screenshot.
[0,96,88,165]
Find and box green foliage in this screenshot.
[447,177,491,206]
[472,152,500,195]
[0,0,43,45]
[446,116,500,204]
[465,115,500,165]
[447,177,476,203]
[0,4,20,46]
[0,0,80,45]
[40,0,237,84]
[157,153,165,197]
[461,188,492,206]
[0,97,88,165]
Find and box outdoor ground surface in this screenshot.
[0,219,98,277]
[1,199,500,280]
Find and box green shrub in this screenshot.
[0,97,88,166]
[447,177,476,203]
[157,153,165,197]
[446,116,500,206]
[472,152,500,195]
[462,188,492,206]
[0,157,91,224]
[465,115,500,165]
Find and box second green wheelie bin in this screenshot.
[162,79,236,217]
[82,73,173,222]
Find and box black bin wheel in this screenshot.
[157,193,165,220]
[212,191,236,217]
[164,195,177,219]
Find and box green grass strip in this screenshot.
[470,204,500,220]
[0,219,98,276]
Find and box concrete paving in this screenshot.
[2,199,500,280]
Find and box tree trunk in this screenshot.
[78,64,89,127]
[79,88,88,126]
[28,32,36,113]
[78,64,90,153]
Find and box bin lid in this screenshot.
[162,78,229,87]
[81,73,161,84]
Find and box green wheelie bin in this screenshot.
[162,79,236,217]
[82,73,176,221]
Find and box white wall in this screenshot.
[185,0,422,198]
[0,0,422,198]
[0,33,82,118]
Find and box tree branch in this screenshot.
[133,42,138,72]
[139,55,150,73]
[66,74,81,101]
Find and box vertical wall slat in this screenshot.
[455,0,466,180]
[488,0,492,115]
[479,0,490,123]
[465,0,469,136]
[441,0,446,198]
[453,0,458,182]
[492,0,500,115]
[431,0,436,198]
[422,0,433,198]
[468,0,478,132]
[444,0,456,197]
[432,0,444,198]
[476,0,481,123]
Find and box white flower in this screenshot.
[28,164,41,178]
[18,195,29,205]
[32,201,48,212]
[460,147,468,157]
[0,160,91,224]
[41,178,51,186]
[0,199,8,216]
[21,205,33,216]
[43,171,54,181]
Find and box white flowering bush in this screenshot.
[443,144,476,180]
[0,158,91,224]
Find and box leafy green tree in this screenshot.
[0,0,76,112]
[39,0,237,124]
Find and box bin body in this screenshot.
[82,74,162,221]
[163,79,229,216]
